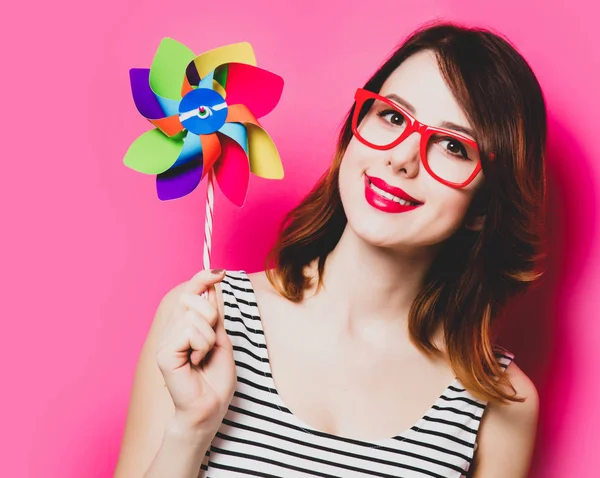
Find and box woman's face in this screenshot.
[338,49,485,252]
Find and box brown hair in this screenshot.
[265,20,547,403]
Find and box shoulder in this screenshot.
[246,270,271,293]
[469,358,539,477]
[489,359,539,427]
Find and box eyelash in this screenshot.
[377,109,404,125]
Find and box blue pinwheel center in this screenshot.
[178,88,228,135]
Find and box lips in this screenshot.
[364,175,423,214]
[365,174,423,204]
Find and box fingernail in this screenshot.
[210,268,225,275]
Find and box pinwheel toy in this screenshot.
[124,38,285,269]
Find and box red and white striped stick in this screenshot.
[203,168,215,271]
[200,169,215,299]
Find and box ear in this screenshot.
[464,213,486,232]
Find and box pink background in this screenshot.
[2,0,599,476]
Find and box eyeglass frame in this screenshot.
[351,88,494,189]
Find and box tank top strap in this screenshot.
[219,269,270,363]
[493,344,516,371]
[433,345,515,461]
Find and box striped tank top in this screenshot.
[199,270,515,478]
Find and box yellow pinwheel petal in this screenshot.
[192,43,256,79]
[246,123,284,179]
[212,79,226,98]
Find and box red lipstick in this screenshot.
[364,174,423,214]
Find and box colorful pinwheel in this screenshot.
[124,38,285,269]
[124,38,284,207]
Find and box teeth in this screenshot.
[369,181,418,206]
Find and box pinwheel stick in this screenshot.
[203,169,215,271]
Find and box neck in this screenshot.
[305,225,441,331]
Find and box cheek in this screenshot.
[338,147,363,192]
[426,193,473,237]
[341,137,379,171]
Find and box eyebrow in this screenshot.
[384,93,476,138]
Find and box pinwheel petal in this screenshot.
[123,129,182,175]
[223,63,284,118]
[246,123,284,179]
[156,158,203,201]
[130,68,181,119]
[214,133,250,207]
[218,123,248,154]
[181,74,193,97]
[155,96,181,117]
[130,68,163,119]
[212,80,226,98]
[213,64,228,89]
[197,70,215,90]
[171,132,203,169]
[226,103,260,125]
[200,133,222,177]
[149,115,185,137]
[186,43,256,86]
[150,38,195,100]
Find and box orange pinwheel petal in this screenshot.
[149,115,184,137]
[181,75,193,97]
[225,104,261,126]
[200,133,222,177]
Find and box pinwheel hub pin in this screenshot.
[178,88,228,135]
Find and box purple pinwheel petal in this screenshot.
[130,68,164,120]
[156,158,203,200]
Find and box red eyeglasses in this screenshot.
[351,88,491,189]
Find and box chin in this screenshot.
[346,214,416,249]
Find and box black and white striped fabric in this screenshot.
[199,270,514,478]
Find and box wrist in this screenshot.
[166,411,218,445]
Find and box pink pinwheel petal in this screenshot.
[213,133,250,207]
[224,63,284,118]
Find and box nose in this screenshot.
[387,131,421,178]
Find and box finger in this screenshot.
[183,269,227,296]
[187,328,213,365]
[179,293,220,328]
[184,309,217,348]
[207,282,220,311]
[157,325,211,370]
[159,308,215,353]
[189,316,217,366]
[212,309,232,350]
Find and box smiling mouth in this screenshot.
[366,177,421,206]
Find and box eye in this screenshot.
[439,137,470,160]
[197,106,213,119]
[377,109,405,126]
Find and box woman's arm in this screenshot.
[468,362,540,478]
[113,281,226,478]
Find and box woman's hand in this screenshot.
[156,269,236,432]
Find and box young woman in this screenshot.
[114,20,547,478]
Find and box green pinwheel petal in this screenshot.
[149,38,195,100]
[123,129,183,175]
[213,64,228,89]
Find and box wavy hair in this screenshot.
[265,20,547,403]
